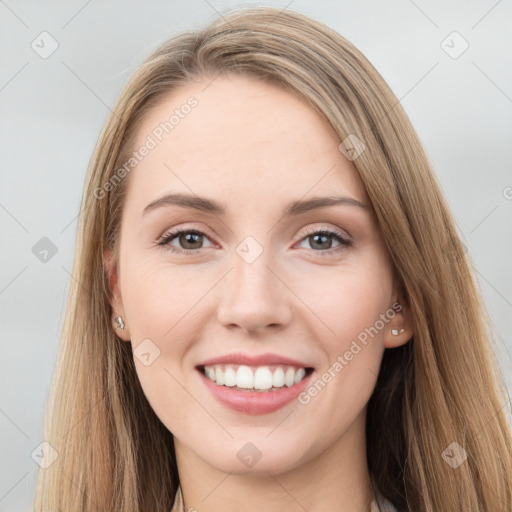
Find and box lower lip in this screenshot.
[198,369,314,415]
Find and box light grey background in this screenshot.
[1,1,511,510]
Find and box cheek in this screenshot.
[296,258,392,418]
[120,245,204,341]
[120,255,202,431]
[302,258,393,344]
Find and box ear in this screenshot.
[383,290,414,349]
[104,248,131,342]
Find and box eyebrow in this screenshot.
[142,192,369,217]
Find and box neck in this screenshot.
[174,410,375,512]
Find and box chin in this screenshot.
[195,438,311,476]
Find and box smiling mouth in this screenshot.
[197,364,314,392]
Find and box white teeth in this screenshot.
[224,367,237,387]
[215,367,225,385]
[236,365,254,389]
[272,367,285,388]
[202,363,309,390]
[254,367,273,390]
[285,367,295,387]
[294,367,306,384]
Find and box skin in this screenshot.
[107,74,412,512]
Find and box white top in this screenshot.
[170,486,399,511]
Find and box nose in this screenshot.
[216,252,293,334]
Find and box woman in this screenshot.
[34,7,512,512]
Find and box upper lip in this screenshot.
[197,352,313,369]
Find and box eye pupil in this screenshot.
[310,233,332,250]
[181,232,202,249]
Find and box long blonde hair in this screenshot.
[35,7,512,511]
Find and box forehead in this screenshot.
[125,74,368,211]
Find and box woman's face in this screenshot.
[108,74,410,475]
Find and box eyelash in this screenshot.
[156,226,352,257]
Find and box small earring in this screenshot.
[391,328,405,336]
[115,316,125,330]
